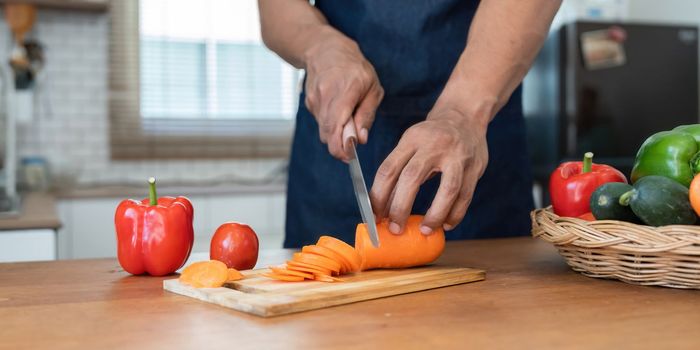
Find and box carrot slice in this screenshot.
[317,236,361,272]
[292,252,341,273]
[269,266,314,279]
[302,245,350,273]
[262,272,304,282]
[226,268,243,282]
[286,260,333,275]
[179,260,228,288]
[313,273,344,283]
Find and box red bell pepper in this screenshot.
[549,152,627,217]
[114,177,194,276]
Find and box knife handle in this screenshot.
[342,120,358,153]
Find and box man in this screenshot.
[259,0,562,247]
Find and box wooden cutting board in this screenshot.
[163,265,485,317]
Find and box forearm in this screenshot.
[432,0,561,128]
[258,0,355,69]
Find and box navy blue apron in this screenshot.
[285,0,534,248]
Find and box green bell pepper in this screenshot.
[631,124,700,187]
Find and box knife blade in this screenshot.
[342,121,380,247]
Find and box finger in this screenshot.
[421,163,463,234]
[370,141,415,221]
[443,170,480,231]
[323,92,359,160]
[353,82,384,144]
[387,154,435,234]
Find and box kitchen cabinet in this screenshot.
[0,193,60,262]
[57,192,286,259]
[0,228,56,262]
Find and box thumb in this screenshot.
[353,84,384,144]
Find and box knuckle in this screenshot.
[376,85,385,99]
[376,161,397,180]
[442,176,461,195]
[316,80,333,97]
[319,120,334,135]
[402,164,422,183]
[304,95,315,110]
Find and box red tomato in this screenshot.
[210,222,259,270]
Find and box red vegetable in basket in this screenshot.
[549,152,627,217]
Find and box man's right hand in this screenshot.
[303,28,384,161]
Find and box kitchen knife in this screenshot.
[342,121,380,247]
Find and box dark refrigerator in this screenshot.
[525,21,699,205]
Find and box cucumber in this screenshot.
[619,175,697,226]
[590,183,639,222]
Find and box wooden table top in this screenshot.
[1,237,698,350]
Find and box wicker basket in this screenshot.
[531,207,700,289]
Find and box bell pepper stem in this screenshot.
[582,152,594,173]
[691,151,700,176]
[148,177,158,206]
[619,190,634,207]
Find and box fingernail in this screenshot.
[443,223,454,231]
[389,222,401,234]
[420,225,433,235]
[360,128,368,142]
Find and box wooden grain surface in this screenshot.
[164,265,485,317]
[1,237,699,350]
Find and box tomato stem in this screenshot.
[148,177,158,206]
[582,152,594,173]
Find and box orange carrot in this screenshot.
[286,261,333,276]
[355,215,445,270]
[302,245,350,273]
[179,260,229,288]
[262,272,304,282]
[292,252,341,274]
[316,236,361,272]
[269,266,314,279]
[226,268,243,282]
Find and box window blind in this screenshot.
[109,0,299,159]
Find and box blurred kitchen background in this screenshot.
[0,0,698,262]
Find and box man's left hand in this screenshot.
[369,106,490,235]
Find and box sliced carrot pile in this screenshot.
[226,268,243,282]
[292,252,342,274]
[269,266,315,279]
[286,260,333,275]
[262,272,305,282]
[260,236,361,283]
[317,236,362,272]
[179,260,229,288]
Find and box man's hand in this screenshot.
[304,30,384,160]
[258,0,383,160]
[370,105,489,235]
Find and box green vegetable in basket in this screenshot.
[631,124,700,187]
[590,183,639,222]
[619,176,697,226]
